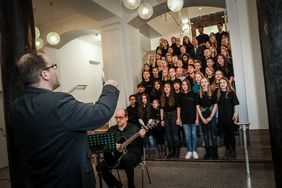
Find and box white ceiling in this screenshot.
[32,0,79,27]
[148,6,225,36]
[32,0,225,45]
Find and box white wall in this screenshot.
[226,0,268,129]
[45,37,104,103]
[140,33,152,64]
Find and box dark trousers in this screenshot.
[96,152,140,188]
[223,123,236,149]
[202,117,217,148]
[164,111,179,151]
[155,127,165,145]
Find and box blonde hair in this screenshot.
[199,77,212,98]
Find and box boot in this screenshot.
[161,145,167,159]
[224,148,231,160]
[171,147,176,159]
[157,145,162,159]
[230,149,236,159]
[212,147,218,160]
[174,147,180,159]
[203,147,211,160]
[167,146,173,159]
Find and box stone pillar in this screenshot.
[225,0,268,129]
[256,0,282,187]
[0,0,35,187]
[101,17,142,123]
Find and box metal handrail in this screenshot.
[68,84,87,93]
[236,122,251,188]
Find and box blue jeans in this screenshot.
[145,134,156,150]
[182,124,197,152]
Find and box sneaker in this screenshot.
[192,151,199,159]
[185,151,192,159]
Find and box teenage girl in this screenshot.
[151,99,166,158]
[160,82,181,159]
[217,77,239,159]
[179,79,200,159]
[196,77,218,160]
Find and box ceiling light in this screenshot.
[46,1,60,46]
[35,38,43,49]
[198,7,202,10]
[35,26,40,39]
[123,0,141,10]
[167,0,184,12]
[138,3,153,19]
[47,32,60,45]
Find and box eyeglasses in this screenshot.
[114,116,125,120]
[43,64,57,70]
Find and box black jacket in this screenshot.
[10,85,119,188]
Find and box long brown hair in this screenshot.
[138,93,151,120]
[217,77,234,100]
[181,79,191,93]
[160,82,175,107]
[199,77,212,98]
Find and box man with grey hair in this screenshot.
[10,51,119,188]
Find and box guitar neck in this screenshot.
[121,131,142,149]
[120,121,158,149]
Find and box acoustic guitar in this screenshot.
[103,120,158,168]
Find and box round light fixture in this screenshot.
[35,38,43,49]
[46,32,60,45]
[138,3,153,20]
[167,0,184,12]
[35,26,40,39]
[123,0,141,10]
[95,34,102,41]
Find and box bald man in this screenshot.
[97,108,146,188]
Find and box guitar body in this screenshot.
[103,120,158,168]
[104,136,128,168]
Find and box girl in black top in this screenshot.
[150,79,162,102]
[211,69,224,93]
[182,36,193,54]
[138,94,155,154]
[151,99,166,158]
[196,77,218,160]
[217,77,239,159]
[215,54,234,85]
[160,82,181,159]
[205,67,215,86]
[179,79,200,159]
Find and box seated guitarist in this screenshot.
[96,108,146,188]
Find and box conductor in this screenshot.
[10,51,119,188]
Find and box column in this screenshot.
[225,0,268,129]
[0,0,35,187]
[256,0,282,187]
[101,17,143,123]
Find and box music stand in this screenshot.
[88,132,116,153]
[88,132,116,188]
